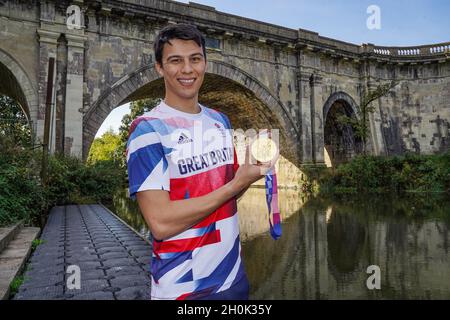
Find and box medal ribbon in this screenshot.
[265,168,282,240]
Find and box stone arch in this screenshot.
[323,91,363,166]
[0,48,38,125]
[323,91,360,121]
[83,60,300,161]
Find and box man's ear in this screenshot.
[155,62,164,77]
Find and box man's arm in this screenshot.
[137,177,246,241]
[136,154,271,241]
[236,185,250,200]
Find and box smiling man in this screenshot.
[126,24,271,300]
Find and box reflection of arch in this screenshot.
[323,92,363,166]
[327,210,366,284]
[0,49,38,123]
[83,60,299,159]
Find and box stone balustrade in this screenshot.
[372,42,450,57]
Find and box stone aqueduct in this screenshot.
[0,0,449,167]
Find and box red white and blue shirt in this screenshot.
[126,100,246,300]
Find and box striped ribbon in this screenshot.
[265,168,282,240]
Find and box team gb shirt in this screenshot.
[126,100,246,300]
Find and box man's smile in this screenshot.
[178,78,196,86]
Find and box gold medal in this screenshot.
[251,136,278,164]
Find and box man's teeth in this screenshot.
[179,79,195,84]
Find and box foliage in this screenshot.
[45,153,126,207]
[0,95,32,147]
[0,94,131,227]
[87,129,123,165]
[31,239,46,251]
[319,151,450,194]
[0,158,45,226]
[9,275,26,297]
[0,144,127,227]
[338,80,398,154]
[86,98,159,176]
[9,262,32,298]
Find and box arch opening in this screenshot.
[85,62,302,187]
[0,58,33,146]
[0,49,38,144]
[84,61,300,166]
[0,61,31,123]
[323,93,363,167]
[87,74,291,164]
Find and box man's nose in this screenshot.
[181,59,193,73]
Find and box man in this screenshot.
[126,24,274,300]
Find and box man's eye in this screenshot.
[191,57,202,62]
[169,59,181,63]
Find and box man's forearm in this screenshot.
[236,185,250,200]
[150,178,246,240]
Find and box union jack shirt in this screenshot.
[126,100,245,300]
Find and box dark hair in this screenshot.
[154,23,206,65]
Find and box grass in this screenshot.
[9,275,25,297]
[8,239,43,299]
[8,262,32,299]
[31,238,45,251]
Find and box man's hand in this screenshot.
[232,139,279,193]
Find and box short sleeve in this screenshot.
[126,117,170,199]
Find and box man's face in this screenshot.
[156,39,207,104]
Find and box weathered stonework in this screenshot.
[0,0,448,167]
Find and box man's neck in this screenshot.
[164,96,200,114]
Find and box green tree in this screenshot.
[0,95,31,148]
[87,129,122,165]
[338,80,398,154]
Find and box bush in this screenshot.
[46,154,126,207]
[0,164,45,226]
[0,142,126,227]
[319,151,450,194]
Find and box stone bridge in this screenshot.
[0,0,449,167]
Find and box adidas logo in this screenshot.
[177,132,193,144]
[215,122,226,137]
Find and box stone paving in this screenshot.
[13,204,152,300]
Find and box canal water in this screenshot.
[107,188,450,299]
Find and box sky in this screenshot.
[95,0,450,138]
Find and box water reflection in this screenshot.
[109,188,450,299]
[244,195,450,299]
[107,189,152,241]
[237,187,306,241]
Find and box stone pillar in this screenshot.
[367,81,386,156]
[311,73,325,164]
[64,34,87,158]
[55,36,68,154]
[36,29,59,148]
[298,72,314,164]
